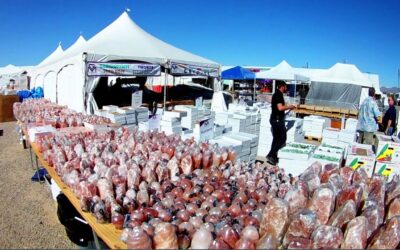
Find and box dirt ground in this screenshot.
[0,121,76,249]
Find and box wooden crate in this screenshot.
[349,109,358,116]
[340,108,350,114]
[0,94,19,122]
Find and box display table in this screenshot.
[29,140,127,249]
[0,94,19,122]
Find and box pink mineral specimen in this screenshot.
[336,185,363,210]
[340,166,354,186]
[300,165,321,195]
[259,198,290,241]
[328,173,345,195]
[341,216,368,249]
[386,176,400,206]
[352,168,369,185]
[320,164,339,183]
[386,197,400,222]
[287,238,313,249]
[308,187,335,225]
[361,203,384,240]
[284,186,308,216]
[311,225,343,249]
[368,216,400,249]
[256,234,278,249]
[328,200,356,229]
[368,175,386,206]
[283,209,317,247]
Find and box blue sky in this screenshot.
[0,0,399,86]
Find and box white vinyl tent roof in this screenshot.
[256,60,310,82]
[80,12,219,68]
[58,35,87,61]
[37,44,64,68]
[0,64,23,75]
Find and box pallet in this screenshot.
[304,136,322,142]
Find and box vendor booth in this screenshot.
[29,12,220,114]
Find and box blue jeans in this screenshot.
[386,127,394,136]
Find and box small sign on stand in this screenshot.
[131,90,143,108]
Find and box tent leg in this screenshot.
[253,78,256,101]
[163,69,167,111]
[272,80,276,94]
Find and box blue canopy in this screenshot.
[221,66,255,80]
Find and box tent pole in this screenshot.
[163,67,167,111]
[253,77,256,101]
[272,80,276,94]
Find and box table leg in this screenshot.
[29,146,35,170]
[92,230,101,249]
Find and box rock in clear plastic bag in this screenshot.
[283,209,317,247]
[307,187,335,225]
[259,198,289,241]
[153,222,178,249]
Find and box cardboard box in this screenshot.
[345,154,376,177]
[278,158,310,177]
[376,134,400,163]
[311,151,343,167]
[374,162,400,181]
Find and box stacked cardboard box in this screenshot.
[193,117,214,142]
[303,116,330,139]
[345,118,358,132]
[374,134,400,180]
[160,113,182,135]
[345,143,376,177]
[286,117,304,143]
[257,107,273,157]
[278,142,316,176]
[175,105,199,129]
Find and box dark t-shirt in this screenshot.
[383,106,396,130]
[271,90,285,121]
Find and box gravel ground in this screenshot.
[0,121,76,249]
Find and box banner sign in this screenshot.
[170,63,219,77]
[86,62,161,76]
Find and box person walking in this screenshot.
[381,95,397,136]
[266,82,297,165]
[357,87,381,145]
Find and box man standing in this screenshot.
[357,87,381,145]
[266,82,296,165]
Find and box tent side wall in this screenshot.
[43,71,57,102]
[57,56,85,112]
[306,81,362,110]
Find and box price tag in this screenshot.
[131,90,143,108]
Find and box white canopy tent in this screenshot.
[256,60,310,82]
[32,44,64,89]
[29,12,219,113]
[0,64,33,88]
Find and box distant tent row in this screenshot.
[245,60,381,110]
[29,12,220,113]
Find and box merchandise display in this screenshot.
[13,99,400,249]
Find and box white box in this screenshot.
[28,125,56,142]
[374,162,400,181]
[278,159,310,177]
[376,134,400,163]
[345,154,376,177]
[102,105,118,111]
